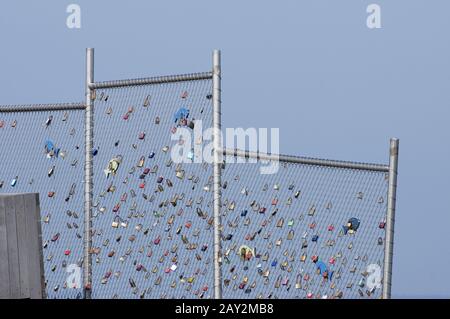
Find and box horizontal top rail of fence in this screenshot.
[0,102,86,113]
[221,148,390,172]
[89,72,214,89]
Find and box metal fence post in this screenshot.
[84,48,94,299]
[212,49,223,299]
[383,137,399,299]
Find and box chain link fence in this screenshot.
[90,76,216,298]
[0,103,85,299]
[0,49,398,299]
[220,149,390,299]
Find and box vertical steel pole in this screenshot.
[383,137,399,299]
[212,49,223,299]
[84,48,94,299]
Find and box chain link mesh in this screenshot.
[0,78,391,300]
[91,78,215,299]
[220,155,389,299]
[0,107,85,299]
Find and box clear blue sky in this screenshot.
[1,0,449,298]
